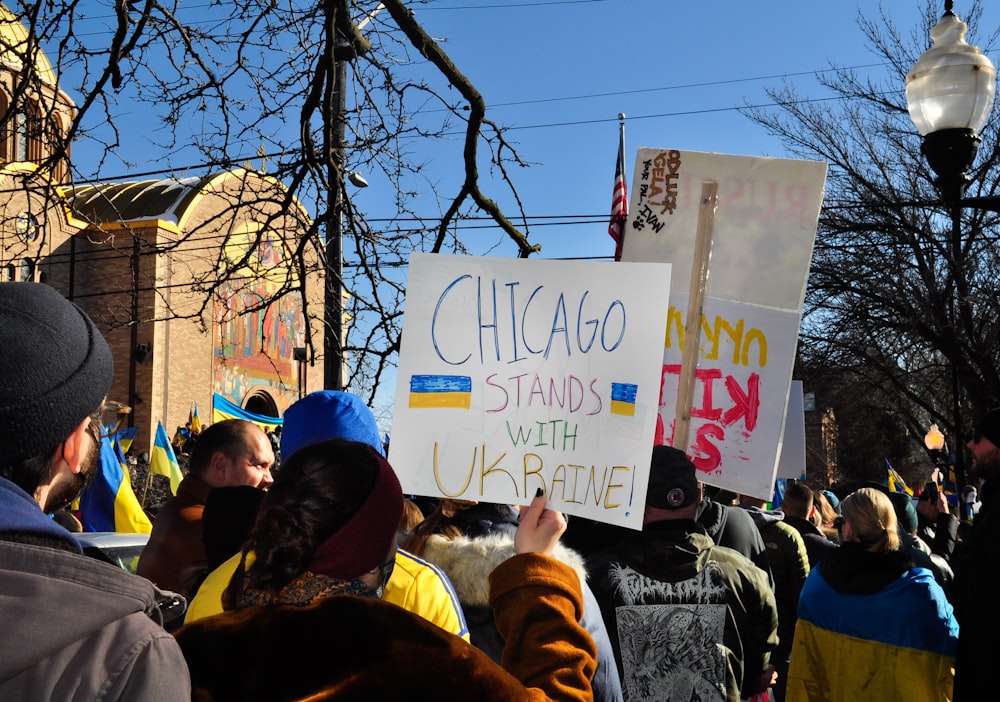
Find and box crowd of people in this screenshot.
[0,279,995,701]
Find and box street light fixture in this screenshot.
[905,0,997,492]
[924,423,946,452]
[924,423,949,483]
[906,1,996,202]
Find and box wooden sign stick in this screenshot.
[672,179,718,452]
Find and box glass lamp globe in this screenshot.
[924,424,946,451]
[906,10,996,135]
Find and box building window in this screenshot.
[14,110,28,161]
[15,213,38,242]
[20,258,34,282]
[0,94,7,162]
[5,264,14,281]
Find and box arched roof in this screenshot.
[64,169,312,229]
[66,176,210,228]
[0,4,57,87]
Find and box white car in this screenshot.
[73,532,150,575]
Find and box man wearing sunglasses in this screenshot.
[953,409,1000,700]
[0,282,189,700]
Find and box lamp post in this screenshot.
[924,423,948,487]
[905,0,997,492]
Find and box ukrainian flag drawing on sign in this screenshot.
[409,375,472,409]
[610,382,638,417]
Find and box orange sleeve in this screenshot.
[489,553,597,702]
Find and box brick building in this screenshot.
[0,6,324,453]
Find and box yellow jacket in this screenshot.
[185,547,469,640]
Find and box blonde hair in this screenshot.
[812,491,840,542]
[841,487,899,553]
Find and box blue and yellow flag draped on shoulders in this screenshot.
[78,437,152,533]
[151,420,184,494]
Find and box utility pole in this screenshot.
[323,7,347,391]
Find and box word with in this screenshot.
[504,419,579,451]
[486,373,602,415]
[432,275,627,365]
[431,442,634,511]
[665,308,768,368]
[661,365,761,473]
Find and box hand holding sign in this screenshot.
[515,488,566,556]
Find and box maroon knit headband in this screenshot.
[307,452,404,579]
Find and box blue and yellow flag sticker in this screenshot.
[409,374,472,409]
[610,382,638,417]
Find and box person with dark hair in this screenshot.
[265,424,282,465]
[222,439,399,606]
[404,500,624,702]
[0,282,189,700]
[174,439,598,700]
[138,418,275,593]
[786,488,958,701]
[880,487,954,600]
[588,446,778,702]
[185,390,468,640]
[780,482,838,567]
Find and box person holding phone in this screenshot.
[916,481,959,566]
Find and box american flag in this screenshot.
[608,118,628,261]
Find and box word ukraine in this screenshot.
[430,440,636,512]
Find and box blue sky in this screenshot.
[44,1,1000,421]
[367,0,1000,263]
[56,0,1000,265]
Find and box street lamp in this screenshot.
[924,423,946,453]
[905,0,997,491]
[924,423,949,482]
[906,1,996,203]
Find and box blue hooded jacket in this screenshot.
[0,477,81,551]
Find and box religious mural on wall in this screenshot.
[213,223,305,413]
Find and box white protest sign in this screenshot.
[391,253,672,530]
[622,149,827,500]
[776,380,806,480]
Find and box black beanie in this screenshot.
[647,445,700,509]
[0,283,113,466]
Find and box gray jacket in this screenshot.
[0,477,189,701]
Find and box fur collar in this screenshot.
[422,532,587,607]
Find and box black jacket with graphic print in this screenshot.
[587,520,778,702]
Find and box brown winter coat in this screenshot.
[138,474,212,592]
[174,553,597,701]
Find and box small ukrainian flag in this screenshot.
[409,375,473,409]
[610,382,638,417]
